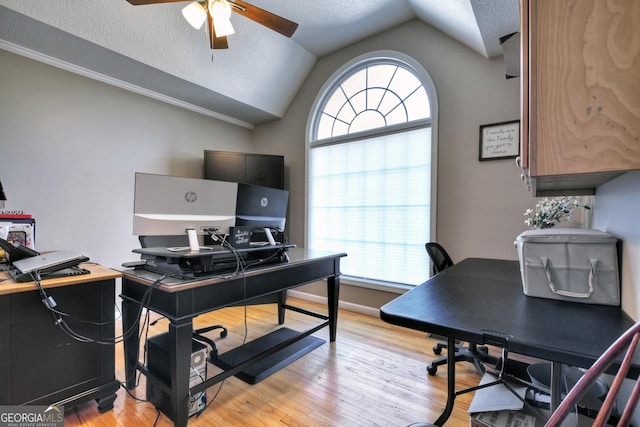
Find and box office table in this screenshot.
[0,264,121,412]
[380,258,638,425]
[121,247,346,427]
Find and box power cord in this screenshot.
[32,233,276,422]
[194,228,250,417]
[31,269,174,345]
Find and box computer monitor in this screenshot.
[235,183,289,231]
[133,173,238,237]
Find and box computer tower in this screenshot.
[146,333,208,418]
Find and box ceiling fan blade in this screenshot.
[126,0,187,5]
[208,11,229,49]
[230,0,298,38]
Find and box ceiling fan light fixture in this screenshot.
[182,2,207,30]
[210,0,235,36]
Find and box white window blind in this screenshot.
[307,55,435,287]
[309,127,431,285]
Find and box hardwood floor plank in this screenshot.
[64,297,485,426]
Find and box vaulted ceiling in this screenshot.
[0,0,519,128]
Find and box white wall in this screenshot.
[255,19,533,262]
[592,171,640,320]
[0,49,253,270]
[3,19,634,316]
[253,19,535,306]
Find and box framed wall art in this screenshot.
[479,120,520,161]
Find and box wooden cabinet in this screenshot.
[204,150,284,189]
[520,0,640,196]
[0,265,121,412]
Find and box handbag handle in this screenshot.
[540,257,597,298]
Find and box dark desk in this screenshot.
[0,264,121,412]
[121,248,346,427]
[380,258,637,425]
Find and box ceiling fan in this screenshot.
[126,0,298,49]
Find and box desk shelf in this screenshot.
[213,327,325,384]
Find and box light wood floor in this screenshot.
[64,297,487,427]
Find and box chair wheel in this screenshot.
[433,345,442,355]
[427,364,437,375]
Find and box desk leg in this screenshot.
[277,291,286,325]
[168,318,194,427]
[434,336,456,426]
[550,362,563,412]
[327,274,340,342]
[122,296,140,391]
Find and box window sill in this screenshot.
[340,275,413,294]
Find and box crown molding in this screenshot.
[0,40,254,129]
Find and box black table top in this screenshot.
[380,258,637,370]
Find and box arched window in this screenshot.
[306,51,438,287]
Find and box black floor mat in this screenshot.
[212,327,325,384]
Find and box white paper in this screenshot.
[468,373,528,413]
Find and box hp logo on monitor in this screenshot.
[260,197,268,208]
[185,191,198,203]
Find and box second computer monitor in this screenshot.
[235,183,289,231]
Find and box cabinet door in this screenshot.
[204,151,246,183]
[0,297,10,403]
[8,280,115,405]
[529,0,640,178]
[518,0,532,191]
[204,151,285,189]
[245,154,284,189]
[520,0,530,172]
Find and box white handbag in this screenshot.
[515,228,620,305]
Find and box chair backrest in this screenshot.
[545,321,640,427]
[425,242,454,276]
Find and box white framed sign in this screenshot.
[479,120,520,161]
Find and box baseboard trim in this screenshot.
[287,290,380,318]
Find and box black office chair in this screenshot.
[425,242,454,275]
[424,242,455,355]
[424,242,494,375]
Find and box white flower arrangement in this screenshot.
[524,196,590,229]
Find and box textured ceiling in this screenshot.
[0,0,519,128]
